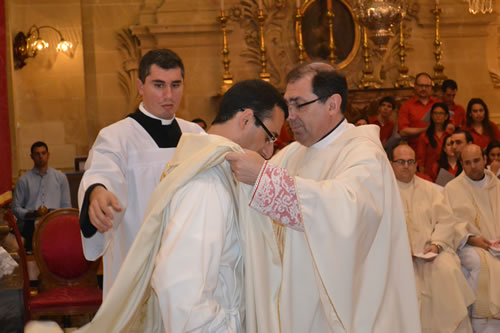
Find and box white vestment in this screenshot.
[247,122,421,332]
[77,134,245,333]
[444,171,500,319]
[398,176,474,333]
[78,110,203,296]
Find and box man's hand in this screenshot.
[423,244,439,261]
[88,186,122,233]
[225,149,266,185]
[467,236,491,250]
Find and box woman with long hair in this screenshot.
[432,134,462,182]
[465,98,500,150]
[416,102,452,180]
[485,140,500,178]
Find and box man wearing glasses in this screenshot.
[226,62,420,332]
[76,80,287,332]
[399,72,439,150]
[391,143,475,332]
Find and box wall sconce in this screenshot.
[13,25,73,69]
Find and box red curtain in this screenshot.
[0,0,12,206]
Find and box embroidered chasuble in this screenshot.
[249,124,421,332]
[398,177,474,332]
[444,171,500,319]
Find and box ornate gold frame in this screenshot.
[296,0,361,69]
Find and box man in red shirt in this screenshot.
[369,96,395,145]
[441,79,466,130]
[398,72,439,150]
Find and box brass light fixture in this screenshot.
[13,25,73,69]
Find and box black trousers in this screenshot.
[20,220,34,252]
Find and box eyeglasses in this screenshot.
[254,114,277,143]
[392,159,416,166]
[287,96,327,111]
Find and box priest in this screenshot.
[78,49,204,297]
[444,144,500,332]
[76,79,287,332]
[391,143,474,332]
[226,62,421,332]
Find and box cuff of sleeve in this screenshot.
[249,162,304,232]
[80,183,106,238]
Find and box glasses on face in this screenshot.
[393,159,416,166]
[287,96,327,111]
[253,114,277,143]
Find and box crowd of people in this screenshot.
[20,49,500,333]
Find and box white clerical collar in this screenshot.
[139,102,175,125]
[311,118,353,149]
[465,172,490,189]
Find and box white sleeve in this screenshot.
[151,171,234,333]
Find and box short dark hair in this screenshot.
[387,140,412,161]
[453,127,474,144]
[441,79,457,92]
[486,140,500,159]
[414,72,432,84]
[191,118,207,128]
[31,141,48,154]
[379,96,395,109]
[138,49,184,83]
[286,62,348,113]
[212,80,288,125]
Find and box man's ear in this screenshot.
[136,78,144,96]
[238,108,254,129]
[327,94,342,114]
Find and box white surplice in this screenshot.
[444,171,500,319]
[246,122,421,332]
[76,134,244,333]
[398,176,474,333]
[78,111,203,297]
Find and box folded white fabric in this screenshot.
[0,246,17,279]
[25,321,64,333]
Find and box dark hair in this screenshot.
[486,140,500,164]
[453,127,474,144]
[31,141,48,154]
[441,79,458,92]
[212,80,288,125]
[286,62,348,114]
[466,98,495,141]
[191,118,207,128]
[138,49,184,83]
[378,96,395,109]
[438,134,462,175]
[425,102,449,148]
[387,139,411,161]
[414,72,432,84]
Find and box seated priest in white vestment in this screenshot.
[78,49,204,297]
[226,62,421,332]
[444,144,500,333]
[75,79,288,332]
[391,143,474,333]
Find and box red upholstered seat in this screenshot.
[30,285,102,310]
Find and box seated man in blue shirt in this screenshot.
[12,141,71,252]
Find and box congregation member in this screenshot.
[78,49,204,297]
[12,141,71,252]
[399,72,439,150]
[452,128,474,159]
[485,140,500,178]
[416,102,452,180]
[191,117,207,130]
[368,96,396,145]
[440,79,466,129]
[444,144,500,332]
[76,80,287,332]
[391,143,475,332]
[226,62,420,332]
[464,98,500,150]
[432,134,463,181]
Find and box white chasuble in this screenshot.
[398,177,474,333]
[78,116,203,297]
[77,134,245,332]
[250,124,421,332]
[444,171,500,319]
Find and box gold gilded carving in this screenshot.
[117,29,142,112]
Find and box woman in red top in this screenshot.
[431,134,462,181]
[465,98,500,150]
[369,96,395,144]
[416,102,451,180]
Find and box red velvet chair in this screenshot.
[30,208,102,321]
